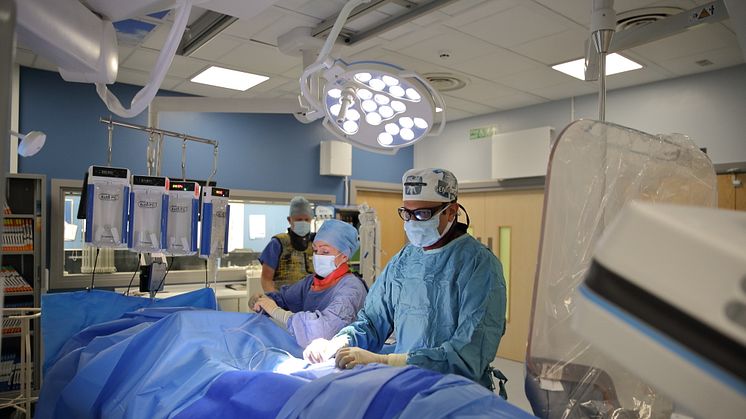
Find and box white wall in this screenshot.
[416,64,746,182]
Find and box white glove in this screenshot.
[335,348,408,369]
[303,335,350,364]
[248,293,264,308]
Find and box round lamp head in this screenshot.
[321,61,444,152]
[18,131,46,157]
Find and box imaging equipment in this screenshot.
[84,165,130,248]
[128,175,168,253]
[165,180,200,256]
[574,201,746,419]
[199,186,230,259]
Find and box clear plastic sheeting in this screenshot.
[525,120,716,419]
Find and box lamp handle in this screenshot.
[8,130,25,139]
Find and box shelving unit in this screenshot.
[0,174,45,413]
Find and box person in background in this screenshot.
[251,219,367,347]
[259,196,315,292]
[303,168,508,395]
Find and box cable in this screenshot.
[88,248,100,291]
[152,257,172,299]
[125,253,141,296]
[204,259,208,288]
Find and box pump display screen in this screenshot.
[211,188,229,198]
[132,175,167,187]
[92,166,128,178]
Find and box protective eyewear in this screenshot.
[397,203,449,221]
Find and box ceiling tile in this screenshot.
[122,48,159,71]
[499,65,577,91]
[281,64,303,79]
[442,106,475,122]
[410,10,451,27]
[117,46,136,63]
[375,24,441,52]
[530,0,590,27]
[282,0,346,20]
[189,35,242,61]
[218,41,301,76]
[169,55,212,78]
[142,22,172,50]
[456,47,543,80]
[338,35,385,58]
[531,80,597,101]
[376,22,422,41]
[657,46,744,76]
[250,11,322,46]
[446,77,526,107]
[455,4,570,48]
[443,0,518,27]
[14,49,36,67]
[493,93,547,111]
[344,10,391,32]
[393,27,503,64]
[442,95,499,115]
[604,66,671,91]
[222,7,287,40]
[511,28,589,65]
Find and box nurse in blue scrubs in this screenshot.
[252,219,367,347]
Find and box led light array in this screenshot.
[324,70,432,148]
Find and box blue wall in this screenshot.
[18,67,413,204]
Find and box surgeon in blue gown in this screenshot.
[251,219,368,347]
[304,168,507,392]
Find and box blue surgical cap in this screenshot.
[289,196,313,218]
[314,219,359,258]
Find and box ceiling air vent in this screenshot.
[423,73,468,92]
[615,7,684,31]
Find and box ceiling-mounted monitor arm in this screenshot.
[298,0,371,123]
[591,0,616,122]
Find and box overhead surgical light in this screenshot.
[296,0,445,153]
[9,130,46,157]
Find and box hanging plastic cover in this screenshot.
[85,165,131,248]
[166,181,200,255]
[41,287,217,371]
[128,175,168,252]
[525,120,716,419]
[200,186,230,259]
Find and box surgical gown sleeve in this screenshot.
[335,254,398,352]
[286,275,367,347]
[266,276,311,313]
[407,249,506,384]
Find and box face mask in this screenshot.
[291,221,311,236]
[313,254,338,277]
[403,206,453,247]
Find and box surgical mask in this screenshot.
[404,206,453,247]
[313,254,338,277]
[291,221,311,236]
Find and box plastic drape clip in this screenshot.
[490,367,509,400]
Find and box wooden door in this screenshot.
[483,189,545,362]
[457,193,486,244]
[718,173,746,211]
[355,190,407,268]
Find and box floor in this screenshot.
[491,356,534,415]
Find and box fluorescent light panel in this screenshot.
[552,53,643,80]
[191,66,269,91]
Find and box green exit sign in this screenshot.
[469,126,496,140]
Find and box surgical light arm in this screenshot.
[15,0,192,118]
